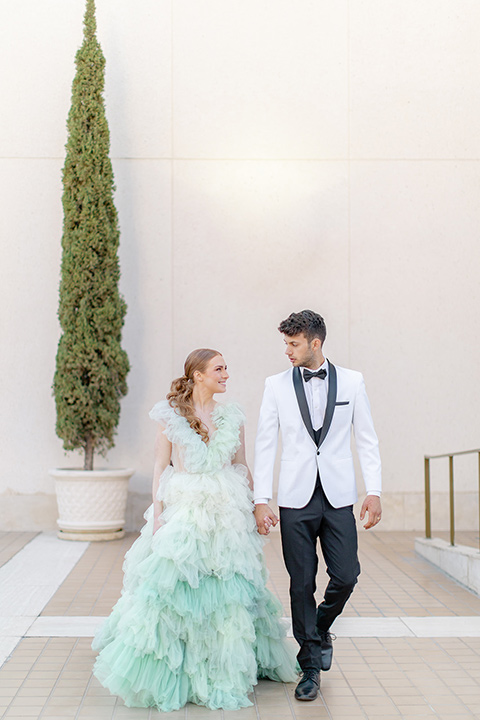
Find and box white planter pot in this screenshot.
[50,468,134,541]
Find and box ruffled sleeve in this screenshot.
[149,400,172,425]
[149,400,190,449]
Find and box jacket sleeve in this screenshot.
[253,377,280,503]
[352,375,382,495]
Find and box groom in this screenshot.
[253,310,382,701]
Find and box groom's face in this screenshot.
[283,333,318,368]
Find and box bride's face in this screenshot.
[196,355,229,394]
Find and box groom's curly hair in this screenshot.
[278,310,327,344]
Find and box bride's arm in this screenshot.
[152,425,172,534]
[232,425,253,491]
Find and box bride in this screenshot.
[92,348,298,711]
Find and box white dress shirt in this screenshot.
[301,361,328,431]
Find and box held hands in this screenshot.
[360,495,382,529]
[254,504,279,535]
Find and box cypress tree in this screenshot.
[53,0,129,471]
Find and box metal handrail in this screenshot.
[424,448,480,550]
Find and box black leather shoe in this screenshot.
[318,631,335,671]
[294,669,320,701]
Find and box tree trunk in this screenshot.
[84,435,94,471]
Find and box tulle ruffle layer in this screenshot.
[92,464,298,711]
[92,569,296,711]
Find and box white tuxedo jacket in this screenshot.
[253,361,381,509]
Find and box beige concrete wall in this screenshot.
[1,0,480,531]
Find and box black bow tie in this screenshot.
[303,368,327,382]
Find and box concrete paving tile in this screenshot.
[345,666,380,676]
[3,707,46,717]
[344,680,382,688]
[378,679,414,688]
[395,705,436,713]
[350,688,387,697]
[26,671,59,679]
[84,685,112,696]
[16,687,51,697]
[421,691,460,702]
[356,697,398,707]
[9,696,46,708]
[251,715,294,720]
[50,686,85,698]
[288,699,326,710]
[60,670,91,679]
[319,714,365,720]
[255,702,292,711]
[0,657,35,672]
[0,671,30,679]
[32,664,66,673]
[324,707,363,716]
[81,696,118,707]
[0,679,23,689]
[255,693,289,703]
[45,699,84,711]
[114,708,153,719]
[321,690,357,700]
[21,679,56,688]
[435,670,471,680]
[387,694,426,705]
[455,688,480,700]
[432,708,475,716]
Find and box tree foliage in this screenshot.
[54,0,129,471]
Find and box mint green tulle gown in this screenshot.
[92,401,298,711]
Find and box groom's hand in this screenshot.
[360,495,382,529]
[254,504,279,535]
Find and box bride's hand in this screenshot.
[254,504,278,535]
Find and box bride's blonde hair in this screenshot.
[167,348,222,443]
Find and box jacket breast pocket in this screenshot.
[335,401,350,406]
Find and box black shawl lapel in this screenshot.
[292,366,316,445]
[318,360,337,448]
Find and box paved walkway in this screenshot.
[0,530,480,719]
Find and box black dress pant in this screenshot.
[279,476,360,671]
